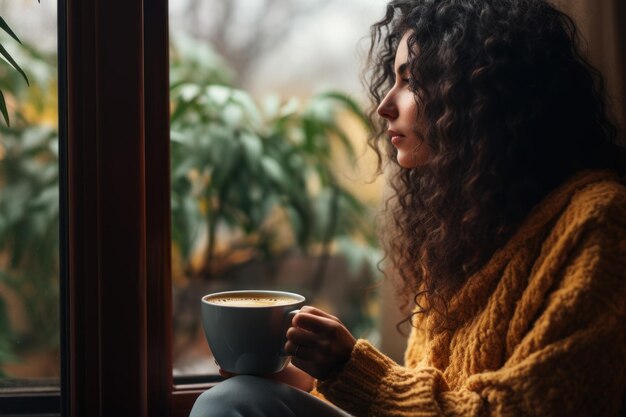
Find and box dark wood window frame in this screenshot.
[64,0,215,415]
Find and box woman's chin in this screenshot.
[396,154,419,169]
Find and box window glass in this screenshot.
[0,0,60,390]
[169,0,384,377]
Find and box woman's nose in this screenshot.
[377,91,397,121]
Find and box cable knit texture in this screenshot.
[316,170,626,417]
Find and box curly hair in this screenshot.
[366,0,624,331]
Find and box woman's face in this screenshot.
[377,31,429,168]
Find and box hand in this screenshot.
[284,306,357,380]
[219,364,315,392]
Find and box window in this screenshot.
[3,0,385,415]
[58,0,386,414]
[0,0,61,414]
[168,0,385,383]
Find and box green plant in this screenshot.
[0,32,382,378]
[0,38,58,377]
[0,13,34,126]
[170,36,378,291]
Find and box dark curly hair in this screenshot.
[366,0,624,331]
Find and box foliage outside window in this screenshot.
[0,14,31,126]
[0,16,60,383]
[169,36,382,375]
[0,28,382,379]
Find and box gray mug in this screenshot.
[201,289,305,375]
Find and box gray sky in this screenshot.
[169,0,387,99]
[0,0,57,52]
[1,0,387,101]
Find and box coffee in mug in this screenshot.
[206,294,298,307]
[201,290,305,375]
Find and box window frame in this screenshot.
[64,0,213,415]
[64,0,149,413]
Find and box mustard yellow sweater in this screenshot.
[317,170,626,417]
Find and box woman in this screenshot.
[191,0,626,415]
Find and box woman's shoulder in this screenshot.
[562,171,626,225]
[513,170,625,244]
[536,170,626,262]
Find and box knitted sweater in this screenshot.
[316,170,626,417]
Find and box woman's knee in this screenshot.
[189,376,296,417]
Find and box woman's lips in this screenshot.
[388,130,403,145]
[390,135,404,145]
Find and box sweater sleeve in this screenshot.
[316,187,626,417]
[316,339,484,416]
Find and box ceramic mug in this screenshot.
[201,289,305,375]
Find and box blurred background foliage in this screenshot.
[0,30,59,378]
[170,35,377,280]
[0,31,380,377]
[169,36,381,371]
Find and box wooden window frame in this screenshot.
[65,0,212,415]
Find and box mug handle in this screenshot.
[281,309,300,356]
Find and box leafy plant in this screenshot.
[170,36,378,291]
[0,32,381,378]
[0,38,58,377]
[0,15,31,126]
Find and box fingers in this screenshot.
[285,326,348,361]
[292,312,340,334]
[286,325,323,346]
[284,308,357,380]
[286,333,354,381]
[284,340,316,361]
[298,305,339,322]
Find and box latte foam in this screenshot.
[207,295,297,307]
